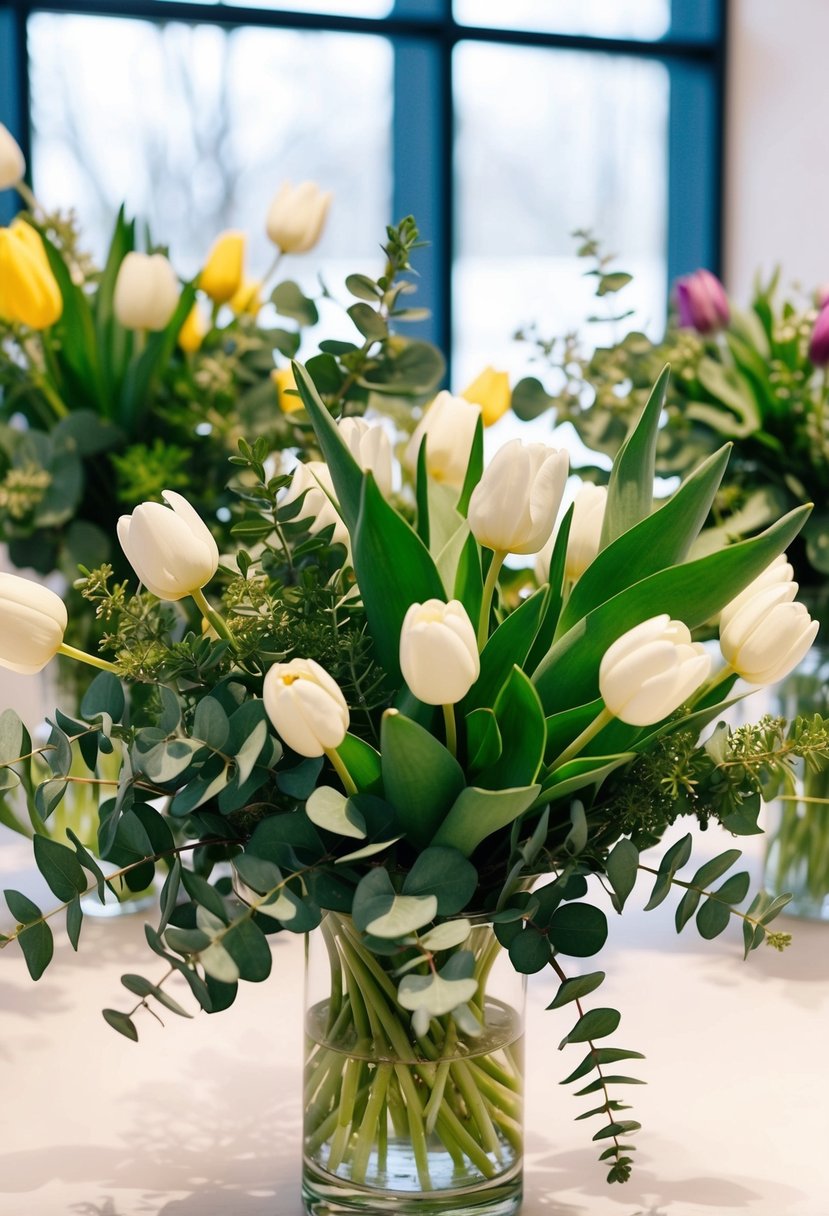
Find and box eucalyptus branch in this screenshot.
[0,839,224,947]
[551,955,638,1184]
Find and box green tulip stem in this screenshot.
[262,249,284,288]
[478,550,507,650]
[325,747,358,797]
[690,662,735,708]
[16,180,42,215]
[57,643,119,674]
[550,705,615,770]
[190,587,235,645]
[442,703,458,758]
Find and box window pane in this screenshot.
[222,0,393,15]
[28,13,392,320]
[454,0,671,41]
[453,41,669,414]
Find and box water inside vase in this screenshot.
[304,996,523,1196]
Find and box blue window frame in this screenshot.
[0,0,726,372]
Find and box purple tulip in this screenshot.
[809,304,829,367]
[675,269,730,335]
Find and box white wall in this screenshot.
[725,0,829,297]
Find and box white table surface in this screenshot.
[1,826,828,1216]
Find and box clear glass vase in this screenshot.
[302,913,525,1216]
[762,609,829,920]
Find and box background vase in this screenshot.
[302,913,525,1216]
[762,592,829,920]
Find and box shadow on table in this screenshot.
[0,1051,301,1215]
[523,1142,807,1214]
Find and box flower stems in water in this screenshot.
[303,915,523,1190]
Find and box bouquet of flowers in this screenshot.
[0,123,443,589]
[511,234,829,587]
[1,340,825,1210]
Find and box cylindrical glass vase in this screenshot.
[762,609,829,920]
[302,913,525,1216]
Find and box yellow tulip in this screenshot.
[230,275,262,316]
[0,220,62,329]
[199,230,245,304]
[272,366,303,413]
[461,366,511,427]
[178,302,207,353]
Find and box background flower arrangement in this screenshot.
[511,233,829,586]
[0,122,444,592]
[0,328,825,1204]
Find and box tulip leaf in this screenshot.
[544,698,604,765]
[457,414,484,519]
[527,503,573,675]
[428,479,464,562]
[537,753,636,805]
[534,504,811,715]
[352,473,446,685]
[120,284,196,432]
[336,734,382,794]
[474,666,546,789]
[415,436,430,548]
[465,585,549,714]
[558,443,732,636]
[431,783,540,857]
[599,364,669,549]
[291,360,364,534]
[381,711,465,849]
[453,530,484,626]
[436,521,472,599]
[466,707,502,775]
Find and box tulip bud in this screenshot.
[468,439,568,556]
[404,391,481,490]
[599,615,711,726]
[263,657,349,757]
[462,366,511,427]
[200,231,245,305]
[114,252,180,332]
[0,124,25,191]
[0,220,62,329]
[675,268,730,335]
[117,490,219,601]
[282,460,349,548]
[719,566,818,685]
[400,599,480,705]
[338,417,394,497]
[0,572,67,674]
[809,305,829,368]
[266,181,332,254]
[178,302,207,353]
[229,275,262,316]
[272,365,302,413]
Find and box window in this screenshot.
[0,0,725,379]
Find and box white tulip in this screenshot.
[338,417,393,497]
[117,490,219,601]
[718,554,794,631]
[113,252,180,331]
[720,575,818,685]
[266,181,332,254]
[0,573,66,674]
[468,439,568,555]
[400,599,480,705]
[0,124,25,191]
[599,614,711,727]
[404,391,481,490]
[534,483,608,585]
[282,461,349,549]
[263,658,349,757]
